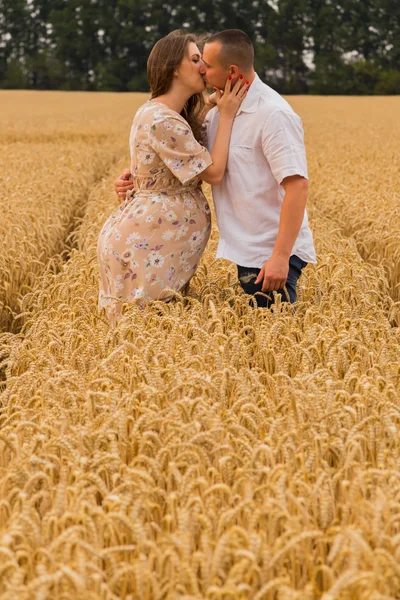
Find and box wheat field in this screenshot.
[0,92,400,600]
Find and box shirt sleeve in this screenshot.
[262,109,308,185]
[149,113,212,184]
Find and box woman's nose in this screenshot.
[199,60,206,74]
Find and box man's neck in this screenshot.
[244,71,256,85]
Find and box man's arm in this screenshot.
[256,108,309,292]
[255,175,308,292]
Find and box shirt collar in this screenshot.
[235,73,262,116]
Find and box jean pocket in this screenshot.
[291,255,308,271]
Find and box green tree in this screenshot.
[262,0,310,93]
[2,57,28,88]
[46,0,103,89]
[0,0,30,86]
[1,0,400,94]
[376,0,400,70]
[375,69,400,94]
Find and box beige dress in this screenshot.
[97,100,212,324]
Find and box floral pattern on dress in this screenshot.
[97,101,213,325]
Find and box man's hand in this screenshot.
[115,169,134,200]
[254,253,290,292]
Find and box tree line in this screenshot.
[1,0,399,94]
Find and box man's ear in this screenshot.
[229,65,240,77]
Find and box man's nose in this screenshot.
[199,60,206,74]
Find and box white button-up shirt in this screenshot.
[205,74,316,268]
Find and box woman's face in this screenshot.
[176,42,206,94]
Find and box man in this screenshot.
[115,29,316,307]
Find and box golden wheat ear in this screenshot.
[0,93,399,600]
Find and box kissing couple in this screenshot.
[97,29,316,326]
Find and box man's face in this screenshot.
[202,41,236,90]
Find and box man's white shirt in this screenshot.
[205,74,317,268]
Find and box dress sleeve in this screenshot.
[149,113,212,184]
[262,109,308,185]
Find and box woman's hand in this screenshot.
[214,76,249,119]
[207,90,217,105]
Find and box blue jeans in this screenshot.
[237,255,308,308]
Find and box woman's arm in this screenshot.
[201,77,248,186]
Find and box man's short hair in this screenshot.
[206,30,254,71]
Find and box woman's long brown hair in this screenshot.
[147,30,206,145]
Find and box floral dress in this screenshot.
[97,100,212,325]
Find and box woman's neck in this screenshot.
[152,87,190,114]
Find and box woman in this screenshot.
[97,30,247,325]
